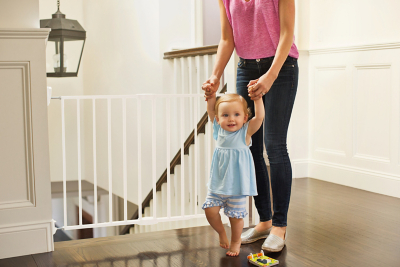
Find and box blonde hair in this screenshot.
[215,93,252,118]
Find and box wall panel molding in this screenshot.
[310,42,400,55]
[353,64,392,164]
[0,62,35,210]
[313,66,347,157]
[315,148,346,157]
[315,66,347,71]
[0,28,50,39]
[354,64,392,70]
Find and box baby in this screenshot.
[202,92,264,256]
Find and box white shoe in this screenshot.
[261,232,286,252]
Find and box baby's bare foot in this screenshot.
[226,240,241,256]
[219,233,229,249]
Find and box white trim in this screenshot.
[291,159,309,178]
[308,159,400,198]
[0,28,51,39]
[0,219,54,259]
[315,65,347,71]
[309,42,400,55]
[309,159,400,182]
[315,148,346,157]
[354,64,392,70]
[353,153,391,164]
[291,159,400,197]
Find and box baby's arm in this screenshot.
[207,94,217,121]
[247,97,265,137]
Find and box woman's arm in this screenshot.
[248,0,295,100]
[202,0,235,100]
[246,97,265,137]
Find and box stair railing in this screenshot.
[53,92,222,232]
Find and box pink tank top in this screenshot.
[222,0,299,59]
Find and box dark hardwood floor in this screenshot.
[1,178,400,267]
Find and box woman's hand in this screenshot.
[247,72,277,100]
[202,75,220,101]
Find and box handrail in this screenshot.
[120,84,227,235]
[163,44,218,59]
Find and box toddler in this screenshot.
[202,91,264,256]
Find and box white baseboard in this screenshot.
[292,159,309,178]
[0,220,54,259]
[308,160,400,198]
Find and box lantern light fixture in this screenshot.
[40,0,86,77]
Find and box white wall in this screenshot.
[303,0,400,197]
[0,0,39,28]
[309,0,400,48]
[202,0,220,46]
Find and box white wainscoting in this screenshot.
[0,62,35,210]
[307,42,400,198]
[0,28,53,259]
[0,220,54,259]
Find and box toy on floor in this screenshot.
[247,251,279,266]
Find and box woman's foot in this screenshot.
[226,240,241,256]
[254,220,273,232]
[270,226,286,240]
[219,232,229,249]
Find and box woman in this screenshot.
[202,0,299,252]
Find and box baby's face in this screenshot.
[216,101,248,132]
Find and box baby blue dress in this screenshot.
[207,118,258,196]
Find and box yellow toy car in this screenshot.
[247,251,279,266]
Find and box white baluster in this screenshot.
[149,199,156,232]
[122,98,127,222]
[107,98,113,223]
[144,206,150,233]
[183,154,191,228]
[174,165,183,229]
[61,98,67,228]
[92,99,98,225]
[197,133,206,214]
[152,99,157,223]
[77,99,82,225]
[170,172,176,230]
[166,98,171,221]
[193,97,199,219]
[188,57,195,129]
[161,183,168,230]
[188,146,195,226]
[180,98,185,220]
[197,133,207,226]
[156,191,162,231]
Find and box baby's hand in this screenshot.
[247,79,260,99]
[202,76,219,101]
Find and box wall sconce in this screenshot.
[40,0,86,77]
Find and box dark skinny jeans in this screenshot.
[236,56,298,227]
